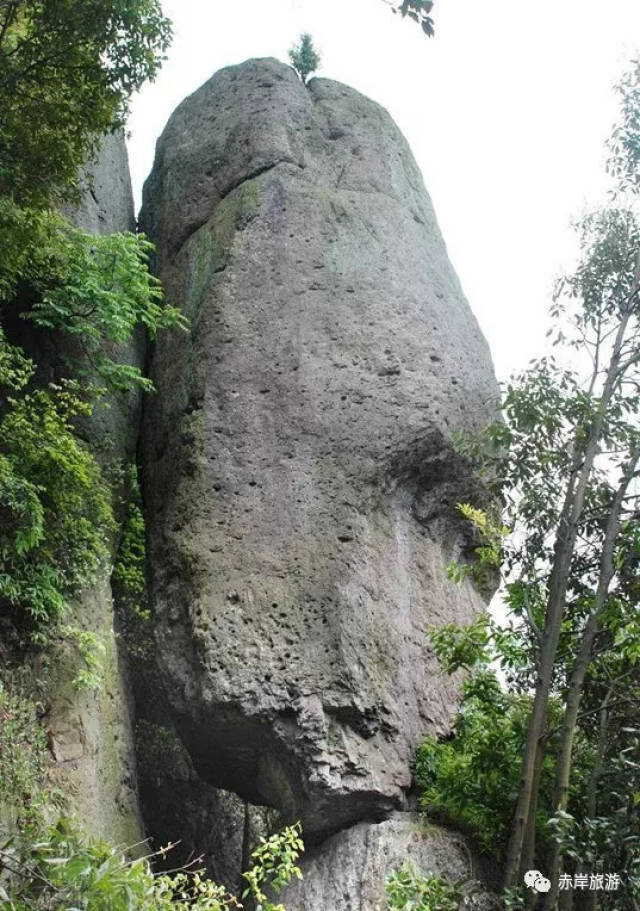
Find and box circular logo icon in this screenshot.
[524,870,551,893]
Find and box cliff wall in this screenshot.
[136,56,498,901]
[40,132,143,846]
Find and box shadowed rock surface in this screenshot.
[45,132,143,845]
[281,812,496,911]
[140,57,498,843]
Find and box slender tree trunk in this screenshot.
[503,303,634,889]
[525,736,547,871]
[240,800,251,893]
[543,614,600,910]
[584,688,612,911]
[586,692,611,821]
[524,737,547,910]
[542,448,639,911]
[503,508,580,888]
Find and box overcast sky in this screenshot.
[127,0,640,381]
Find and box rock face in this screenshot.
[62,130,136,235]
[135,716,272,893]
[140,57,497,845]
[45,132,143,846]
[281,812,494,911]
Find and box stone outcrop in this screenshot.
[139,54,498,857]
[281,812,496,910]
[62,130,136,236]
[45,132,143,845]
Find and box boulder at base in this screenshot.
[281,812,496,911]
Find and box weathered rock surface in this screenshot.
[45,132,143,845]
[140,58,498,842]
[62,130,136,235]
[46,581,141,846]
[281,812,496,911]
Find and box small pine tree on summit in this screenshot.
[288,33,321,85]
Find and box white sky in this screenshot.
[127,0,640,381]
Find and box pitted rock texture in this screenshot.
[280,813,496,911]
[140,57,498,841]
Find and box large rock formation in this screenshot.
[140,52,497,865]
[43,132,143,846]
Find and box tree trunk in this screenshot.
[542,447,638,911]
[240,800,251,893]
[503,305,633,889]
[543,615,600,910]
[584,690,612,911]
[524,737,547,910]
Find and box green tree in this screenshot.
[496,205,640,894]
[415,669,560,860]
[0,211,186,633]
[288,32,321,84]
[0,0,171,207]
[0,331,114,628]
[19,215,186,393]
[420,57,640,910]
[0,2,184,639]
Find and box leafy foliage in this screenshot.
[0,0,171,206]
[0,684,303,906]
[58,625,106,692]
[25,226,185,392]
[608,56,640,197]
[445,503,507,593]
[415,672,559,858]
[0,161,185,637]
[112,467,148,620]
[288,33,321,84]
[0,814,303,910]
[0,331,115,627]
[391,1,435,37]
[0,198,52,301]
[0,680,46,830]
[111,465,156,669]
[0,676,302,909]
[0,203,186,393]
[385,863,461,911]
[241,823,304,911]
[420,57,640,906]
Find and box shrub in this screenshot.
[288,33,321,85]
[385,863,461,911]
